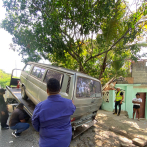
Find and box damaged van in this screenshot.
[20,62,102,131]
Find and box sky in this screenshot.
[0,0,146,74]
[0,0,49,73]
[0,0,24,73]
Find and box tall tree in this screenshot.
[1,0,147,81]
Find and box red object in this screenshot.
[17,80,20,88]
[70,118,75,122]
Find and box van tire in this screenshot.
[21,86,28,100]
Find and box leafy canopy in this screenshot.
[1,0,147,83]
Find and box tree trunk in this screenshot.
[79,63,85,73]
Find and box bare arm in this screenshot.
[120,95,124,104]
[132,101,141,104]
[121,95,124,101]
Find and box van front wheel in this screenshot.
[21,86,28,100]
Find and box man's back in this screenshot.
[0,89,9,129]
[33,94,75,130]
[32,94,76,147]
[32,78,76,147]
[9,108,24,127]
[0,95,7,111]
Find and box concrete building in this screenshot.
[102,60,147,119]
[102,84,147,119]
[132,60,147,84]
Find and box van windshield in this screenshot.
[76,77,101,98]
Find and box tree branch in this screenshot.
[85,20,147,64]
[59,27,81,60]
[84,28,130,63]
[99,52,108,79]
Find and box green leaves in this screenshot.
[112,60,125,71]
[1,0,146,85]
[0,70,11,88]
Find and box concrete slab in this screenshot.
[132,138,147,147]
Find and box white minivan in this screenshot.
[20,62,102,129]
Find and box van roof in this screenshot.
[28,62,101,83]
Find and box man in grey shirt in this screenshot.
[9,103,30,138]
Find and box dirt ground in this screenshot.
[70,110,147,147]
[1,109,147,147]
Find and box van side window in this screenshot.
[31,66,45,79]
[23,64,31,73]
[44,70,63,85]
[76,77,101,98]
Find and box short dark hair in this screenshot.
[47,78,60,94]
[17,103,24,109]
[136,93,140,96]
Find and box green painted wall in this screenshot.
[102,84,147,119]
[101,90,114,112]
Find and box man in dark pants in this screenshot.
[113,87,124,116]
[0,88,9,130]
[9,103,30,138]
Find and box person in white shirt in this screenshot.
[132,93,142,120]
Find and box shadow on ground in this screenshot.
[70,110,147,147]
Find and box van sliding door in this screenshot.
[27,66,46,104]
